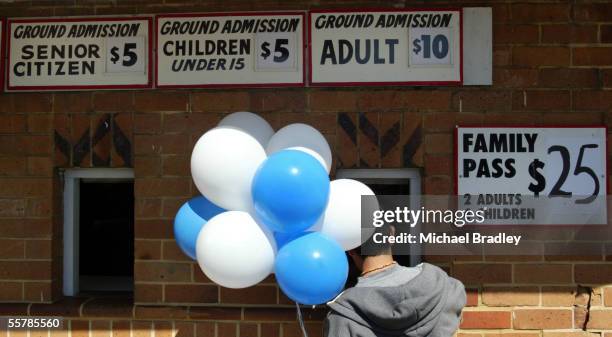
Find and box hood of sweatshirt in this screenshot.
[326,263,466,337]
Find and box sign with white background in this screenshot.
[156,12,305,88]
[7,17,152,91]
[309,9,462,86]
[457,127,607,225]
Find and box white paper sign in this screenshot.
[7,17,152,91]
[156,12,305,88]
[457,127,607,225]
[309,9,462,86]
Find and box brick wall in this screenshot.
[1,0,612,336]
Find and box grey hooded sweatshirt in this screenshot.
[325,263,466,337]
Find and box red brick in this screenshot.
[218,323,236,337]
[135,91,189,112]
[134,284,163,303]
[513,309,573,329]
[191,92,250,112]
[161,241,191,262]
[0,178,52,197]
[54,93,92,113]
[195,322,215,337]
[511,3,569,22]
[260,324,280,337]
[309,90,358,112]
[134,114,161,134]
[573,3,612,21]
[135,219,173,239]
[220,286,277,305]
[91,321,111,337]
[239,323,258,337]
[135,240,161,260]
[452,90,511,113]
[424,133,452,154]
[134,261,191,282]
[0,199,26,217]
[514,264,572,284]
[0,281,22,301]
[466,288,478,306]
[482,287,539,306]
[112,113,133,167]
[92,92,134,112]
[539,68,598,88]
[153,321,173,337]
[398,90,451,112]
[0,115,26,133]
[25,239,51,259]
[424,154,452,176]
[512,90,570,111]
[111,322,130,337]
[0,261,51,280]
[575,264,612,283]
[494,69,538,88]
[494,25,539,44]
[541,24,598,43]
[175,322,194,337]
[250,90,306,112]
[574,48,612,66]
[452,263,512,285]
[134,134,190,155]
[336,112,358,169]
[135,178,191,197]
[162,155,190,176]
[134,157,161,177]
[189,307,241,320]
[14,93,53,113]
[423,176,451,195]
[460,311,511,329]
[574,90,612,111]
[513,47,570,67]
[165,284,218,303]
[27,157,53,177]
[135,198,161,218]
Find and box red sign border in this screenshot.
[155,11,307,89]
[308,8,463,87]
[454,125,610,196]
[6,16,154,91]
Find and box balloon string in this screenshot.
[295,302,309,337]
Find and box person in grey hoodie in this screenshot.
[324,225,466,337]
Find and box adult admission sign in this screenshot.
[156,12,305,88]
[7,17,152,91]
[309,9,462,86]
[457,127,607,225]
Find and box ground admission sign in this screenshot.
[7,17,152,91]
[309,9,462,86]
[456,126,607,225]
[156,12,305,88]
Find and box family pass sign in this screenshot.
[309,9,462,86]
[156,12,305,88]
[457,127,607,225]
[7,17,152,91]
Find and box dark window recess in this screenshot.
[79,180,134,294]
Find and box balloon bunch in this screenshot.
[174,112,375,305]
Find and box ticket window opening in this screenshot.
[63,169,134,297]
[335,169,422,278]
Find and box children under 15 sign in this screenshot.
[156,12,305,88]
[309,9,461,86]
[7,17,152,91]
[457,127,607,225]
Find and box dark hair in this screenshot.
[357,224,394,256]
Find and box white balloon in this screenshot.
[316,179,376,250]
[218,112,274,148]
[287,146,328,172]
[266,123,332,173]
[196,211,276,288]
[191,127,266,211]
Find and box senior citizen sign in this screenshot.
[7,17,152,91]
[309,9,462,86]
[156,12,305,88]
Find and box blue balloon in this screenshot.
[174,196,225,259]
[275,232,348,305]
[274,230,312,249]
[252,150,330,234]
